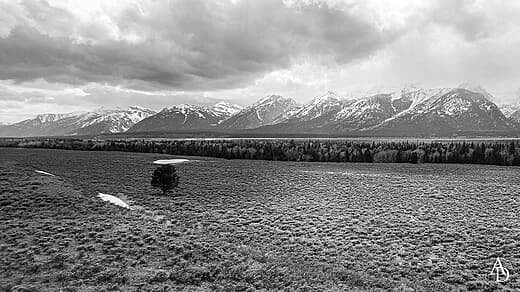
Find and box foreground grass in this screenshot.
[0,161,400,291]
[1,148,519,291]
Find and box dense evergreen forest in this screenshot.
[1,138,520,166]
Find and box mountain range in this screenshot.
[255,88,517,136]
[127,102,242,132]
[1,87,519,137]
[218,95,299,129]
[0,106,156,137]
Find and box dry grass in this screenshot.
[1,148,519,291]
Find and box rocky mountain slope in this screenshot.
[509,109,520,124]
[211,102,243,120]
[366,89,513,136]
[128,102,242,132]
[0,107,156,137]
[257,87,517,136]
[218,95,299,129]
[499,102,520,125]
[2,87,518,137]
[70,107,157,135]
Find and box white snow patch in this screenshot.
[255,110,263,121]
[97,192,131,209]
[35,170,55,176]
[153,159,190,165]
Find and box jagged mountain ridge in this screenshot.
[499,102,520,125]
[366,89,513,136]
[1,87,519,137]
[0,106,156,137]
[255,87,517,135]
[70,106,157,135]
[212,101,243,119]
[128,102,243,132]
[218,95,299,129]
[265,92,350,131]
[264,88,449,132]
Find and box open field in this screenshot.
[1,148,520,291]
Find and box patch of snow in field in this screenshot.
[97,192,131,209]
[153,159,190,165]
[35,170,55,176]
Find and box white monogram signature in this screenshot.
[489,257,510,283]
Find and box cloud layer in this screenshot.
[0,0,397,90]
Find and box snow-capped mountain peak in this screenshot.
[253,95,290,107]
[364,87,512,135]
[313,91,340,103]
[0,106,156,136]
[292,91,343,121]
[499,102,520,118]
[129,103,234,132]
[159,104,214,122]
[71,106,156,134]
[218,95,298,129]
[212,101,243,117]
[3,86,518,137]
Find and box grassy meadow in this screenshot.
[1,148,520,291]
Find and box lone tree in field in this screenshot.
[151,165,179,196]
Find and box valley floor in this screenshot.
[1,148,519,291]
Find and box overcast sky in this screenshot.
[1,0,520,122]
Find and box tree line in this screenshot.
[1,138,520,166]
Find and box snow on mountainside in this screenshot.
[261,91,348,131]
[380,88,453,124]
[70,106,156,135]
[2,86,518,137]
[270,105,303,125]
[394,87,452,111]
[331,94,396,130]
[218,95,299,129]
[276,89,449,132]
[499,103,520,118]
[256,87,518,135]
[0,107,155,137]
[212,102,243,119]
[290,91,343,121]
[127,102,242,132]
[367,88,513,135]
[128,104,221,132]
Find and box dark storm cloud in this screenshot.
[0,26,192,88]
[0,0,396,90]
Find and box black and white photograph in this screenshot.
[1,0,520,291]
